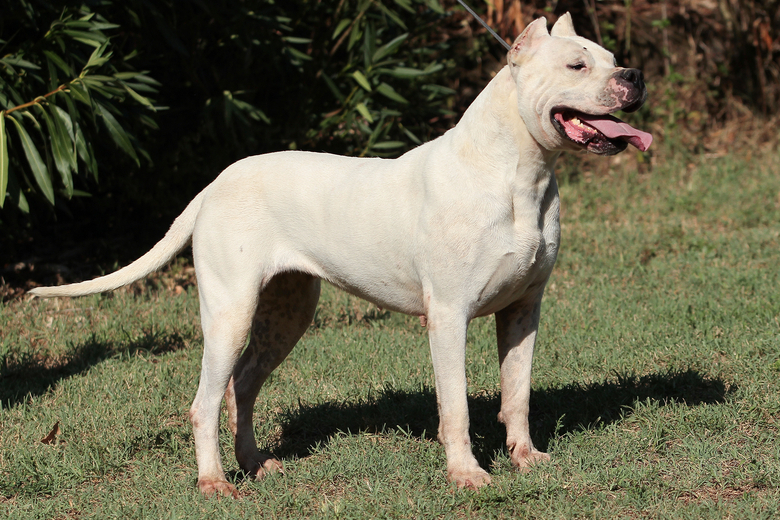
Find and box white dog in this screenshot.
[31,13,651,496]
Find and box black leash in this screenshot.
[455,0,512,51]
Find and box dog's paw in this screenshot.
[251,456,284,480]
[448,467,492,490]
[197,478,239,499]
[238,452,284,480]
[510,445,550,471]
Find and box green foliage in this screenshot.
[110,0,461,156]
[0,4,158,213]
[302,0,455,156]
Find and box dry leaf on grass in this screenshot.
[40,421,60,445]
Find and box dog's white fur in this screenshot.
[30,14,647,496]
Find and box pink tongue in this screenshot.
[579,114,653,151]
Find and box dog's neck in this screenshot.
[450,66,559,189]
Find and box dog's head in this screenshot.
[508,13,651,155]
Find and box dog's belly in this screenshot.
[269,236,427,316]
[326,273,426,316]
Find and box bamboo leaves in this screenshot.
[315,0,453,156]
[372,33,408,63]
[352,71,372,92]
[8,115,55,205]
[376,83,408,104]
[0,6,158,213]
[0,114,7,208]
[37,104,74,197]
[96,103,139,166]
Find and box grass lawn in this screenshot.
[2,147,779,518]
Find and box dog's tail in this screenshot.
[29,190,206,298]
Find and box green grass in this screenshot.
[2,147,780,518]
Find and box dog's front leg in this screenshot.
[495,297,550,470]
[427,306,491,489]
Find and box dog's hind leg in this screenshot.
[224,272,320,479]
[188,245,271,498]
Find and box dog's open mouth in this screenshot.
[552,110,652,155]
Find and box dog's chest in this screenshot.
[471,185,560,316]
[474,225,557,315]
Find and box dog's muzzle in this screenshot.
[615,68,647,113]
[551,68,652,155]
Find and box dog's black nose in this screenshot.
[620,68,645,89]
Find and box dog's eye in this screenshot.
[568,63,586,71]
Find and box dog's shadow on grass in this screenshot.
[0,333,187,408]
[271,369,732,469]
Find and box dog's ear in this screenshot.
[550,12,577,38]
[508,17,549,66]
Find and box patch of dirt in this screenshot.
[677,483,758,504]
